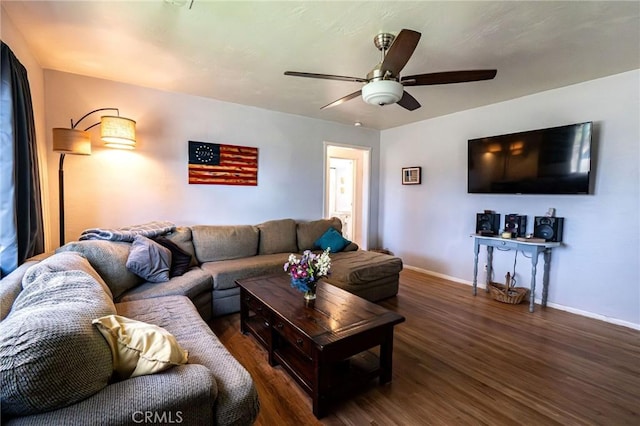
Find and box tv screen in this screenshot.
[468,122,592,194]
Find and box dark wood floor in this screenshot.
[210,269,640,425]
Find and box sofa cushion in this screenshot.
[192,225,259,262]
[154,235,193,277]
[164,226,198,267]
[0,260,38,321]
[200,253,289,290]
[93,314,188,380]
[56,240,142,299]
[314,227,351,253]
[325,274,400,302]
[296,217,342,251]
[328,250,403,284]
[126,235,172,283]
[117,267,212,303]
[0,252,116,416]
[257,218,298,255]
[115,296,259,426]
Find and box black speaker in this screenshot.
[533,216,564,242]
[476,213,500,235]
[505,214,527,237]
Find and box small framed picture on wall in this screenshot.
[402,167,421,185]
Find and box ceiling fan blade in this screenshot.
[397,91,421,111]
[380,29,421,76]
[401,70,497,86]
[320,90,362,110]
[284,71,367,83]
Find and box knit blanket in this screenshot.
[79,221,176,242]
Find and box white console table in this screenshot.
[472,235,561,312]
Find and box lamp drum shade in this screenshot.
[52,128,92,155]
[101,116,136,149]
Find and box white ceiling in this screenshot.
[3,1,639,130]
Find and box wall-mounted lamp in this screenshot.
[52,108,137,246]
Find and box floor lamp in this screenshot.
[52,108,136,246]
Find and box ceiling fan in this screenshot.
[284,29,497,111]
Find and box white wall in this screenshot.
[23,45,640,327]
[1,6,51,250]
[43,71,380,246]
[380,70,640,327]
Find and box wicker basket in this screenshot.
[488,272,529,305]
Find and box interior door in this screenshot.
[324,143,370,249]
[328,158,355,241]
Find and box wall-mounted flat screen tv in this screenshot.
[468,122,593,194]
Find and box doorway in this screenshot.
[324,143,371,249]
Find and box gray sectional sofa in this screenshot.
[59,217,402,319]
[0,253,259,426]
[0,217,402,424]
[189,217,403,316]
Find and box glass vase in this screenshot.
[304,288,316,301]
[304,280,317,302]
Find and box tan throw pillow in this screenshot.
[92,315,188,380]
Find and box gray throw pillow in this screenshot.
[0,252,116,416]
[126,235,172,283]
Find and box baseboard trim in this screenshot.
[403,265,640,331]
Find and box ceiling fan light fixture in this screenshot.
[362,80,403,106]
[285,29,495,112]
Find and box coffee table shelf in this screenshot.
[273,345,313,393]
[274,344,380,397]
[243,315,271,348]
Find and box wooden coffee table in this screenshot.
[236,274,405,418]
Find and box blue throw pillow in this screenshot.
[314,227,350,253]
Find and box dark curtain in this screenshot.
[0,41,44,277]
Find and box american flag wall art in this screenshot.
[188,141,258,186]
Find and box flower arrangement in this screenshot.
[284,248,331,298]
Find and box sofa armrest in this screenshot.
[0,261,38,320]
[5,364,217,426]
